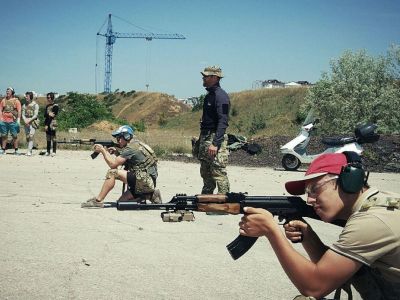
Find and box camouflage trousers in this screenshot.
[197,132,230,194]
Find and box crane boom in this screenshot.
[98,32,185,40]
[97,14,185,93]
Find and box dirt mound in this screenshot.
[88,120,119,131]
[110,92,190,127]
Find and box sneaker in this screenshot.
[26,151,32,156]
[81,197,104,209]
[14,150,21,155]
[151,189,162,204]
[51,152,56,157]
[0,149,4,155]
[45,152,50,156]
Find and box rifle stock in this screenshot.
[109,192,338,260]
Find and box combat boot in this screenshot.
[151,189,162,204]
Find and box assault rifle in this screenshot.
[104,192,343,260]
[56,138,119,159]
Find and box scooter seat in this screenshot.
[322,136,357,146]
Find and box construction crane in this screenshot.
[97,14,186,93]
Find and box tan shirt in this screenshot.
[330,188,400,283]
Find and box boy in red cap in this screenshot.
[239,152,400,299]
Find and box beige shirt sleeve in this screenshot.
[330,210,398,266]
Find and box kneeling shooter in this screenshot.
[81,125,162,208]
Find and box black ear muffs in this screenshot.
[338,151,367,194]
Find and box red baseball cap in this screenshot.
[285,153,347,195]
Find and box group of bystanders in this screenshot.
[0,87,58,156]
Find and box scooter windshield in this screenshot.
[303,109,317,126]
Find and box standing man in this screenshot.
[81,125,161,208]
[44,92,59,156]
[239,152,400,299]
[0,87,22,155]
[197,66,230,195]
[22,91,40,156]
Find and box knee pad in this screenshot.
[106,169,120,180]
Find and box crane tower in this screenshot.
[97,14,185,93]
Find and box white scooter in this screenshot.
[280,111,379,171]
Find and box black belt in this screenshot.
[200,129,216,135]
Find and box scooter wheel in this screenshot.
[282,154,301,171]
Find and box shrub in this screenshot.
[158,112,168,127]
[231,106,238,117]
[304,45,400,134]
[152,145,168,157]
[248,113,266,135]
[57,92,113,130]
[132,120,146,132]
[191,94,205,112]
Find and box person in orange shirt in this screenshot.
[0,87,22,155]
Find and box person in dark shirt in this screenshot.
[43,92,59,156]
[195,66,230,195]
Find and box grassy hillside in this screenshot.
[162,87,309,138]
[35,87,308,138]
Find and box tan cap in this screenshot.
[201,66,223,78]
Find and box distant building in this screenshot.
[253,79,313,89]
[296,81,312,86]
[178,96,197,107]
[285,81,301,87]
[262,79,285,88]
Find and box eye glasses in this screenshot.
[305,176,338,198]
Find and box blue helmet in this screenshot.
[112,125,135,141]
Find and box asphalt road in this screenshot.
[1,150,399,300]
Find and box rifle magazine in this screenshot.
[226,235,258,260]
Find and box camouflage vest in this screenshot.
[3,98,18,119]
[25,103,36,118]
[46,103,57,115]
[126,141,157,172]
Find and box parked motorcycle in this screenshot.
[280,111,380,171]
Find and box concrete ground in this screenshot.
[1,150,399,300]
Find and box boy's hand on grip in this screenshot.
[284,220,309,243]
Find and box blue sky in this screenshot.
[1,0,399,99]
